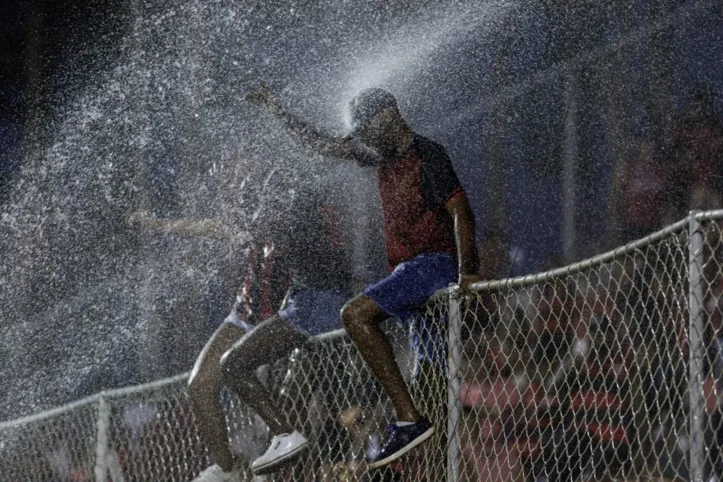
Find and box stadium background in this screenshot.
[1,0,723,480]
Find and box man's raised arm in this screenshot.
[246,82,359,161]
[129,211,230,239]
[446,193,480,291]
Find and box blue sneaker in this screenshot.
[367,418,435,469]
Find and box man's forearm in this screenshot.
[455,213,478,275]
[269,104,351,159]
[448,196,478,275]
[271,105,320,144]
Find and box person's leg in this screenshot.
[344,253,456,469]
[275,347,320,481]
[220,314,308,436]
[341,294,420,423]
[275,289,348,479]
[275,289,345,429]
[188,322,246,472]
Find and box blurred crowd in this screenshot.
[608,86,723,246]
[455,87,723,480]
[455,239,723,482]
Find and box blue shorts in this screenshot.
[278,289,347,336]
[363,252,457,367]
[224,306,257,333]
[226,290,346,336]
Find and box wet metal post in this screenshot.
[447,292,463,481]
[688,211,705,482]
[94,394,110,482]
[562,67,579,263]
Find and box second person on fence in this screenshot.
[132,173,353,480]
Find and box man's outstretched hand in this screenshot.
[244,81,281,111]
[458,273,482,295]
[128,210,154,227]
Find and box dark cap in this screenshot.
[348,88,399,134]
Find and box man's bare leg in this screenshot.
[220,315,308,435]
[188,322,246,472]
[341,294,420,423]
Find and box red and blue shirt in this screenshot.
[236,190,352,324]
[361,134,464,270]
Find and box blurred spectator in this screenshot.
[463,230,512,335]
[531,258,574,382]
[609,138,665,244]
[565,314,631,480]
[460,230,511,338]
[478,229,511,281]
[458,317,532,482]
[665,86,723,220]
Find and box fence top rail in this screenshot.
[0,372,190,431]
[470,210,723,292]
[0,392,102,432]
[0,328,356,431]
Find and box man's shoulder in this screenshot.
[412,134,449,162]
[343,135,379,167]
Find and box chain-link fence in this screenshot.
[446,210,723,482]
[3,210,723,481]
[0,324,425,482]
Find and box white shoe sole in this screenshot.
[367,426,435,470]
[252,442,309,475]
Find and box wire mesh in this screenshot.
[455,229,692,482]
[0,400,99,482]
[4,212,723,481]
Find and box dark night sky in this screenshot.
[0,0,627,150]
[0,1,31,119]
[2,1,140,130]
[0,0,130,198]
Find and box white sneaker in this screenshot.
[251,431,308,475]
[192,463,239,482]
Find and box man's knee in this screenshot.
[188,370,220,403]
[341,297,374,332]
[220,346,251,383]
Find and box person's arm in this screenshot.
[128,211,230,239]
[246,82,365,162]
[419,139,480,290]
[446,193,480,290]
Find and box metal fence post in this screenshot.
[688,211,705,482]
[447,292,463,482]
[94,394,110,482]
